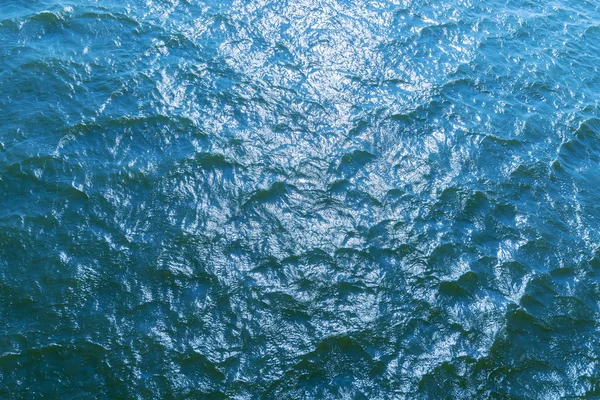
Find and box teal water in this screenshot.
[2,0,600,398]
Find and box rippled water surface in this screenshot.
[2,0,600,398]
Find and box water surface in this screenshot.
[2,0,600,398]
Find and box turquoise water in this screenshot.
[2,0,600,398]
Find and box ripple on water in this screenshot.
[2,0,600,398]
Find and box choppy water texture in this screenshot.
[2,0,600,398]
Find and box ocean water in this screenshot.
[1,0,600,398]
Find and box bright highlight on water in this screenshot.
[1,0,600,398]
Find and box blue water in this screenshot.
[2,0,600,398]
